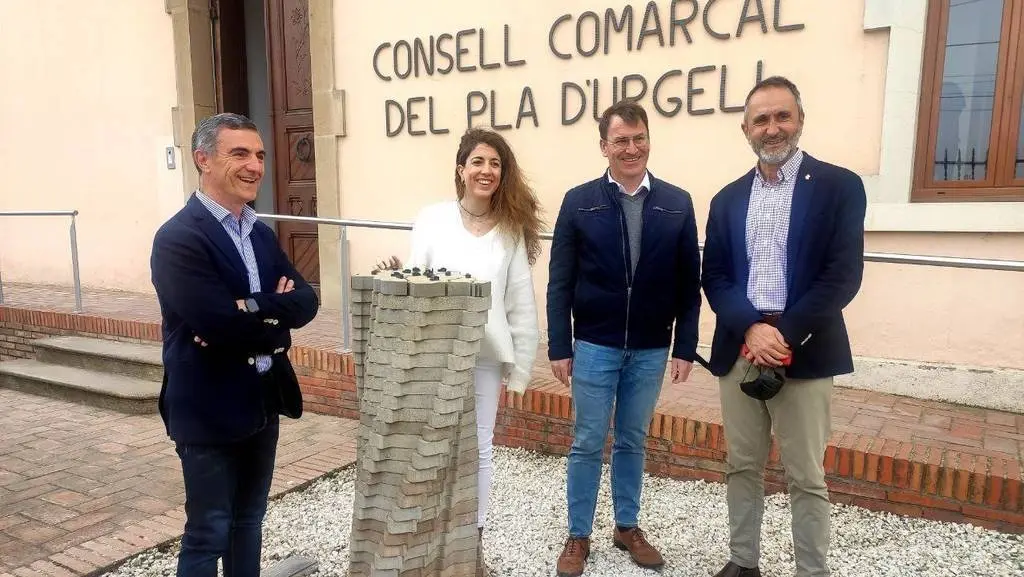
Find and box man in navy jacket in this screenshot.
[150,113,318,577]
[547,100,701,577]
[702,77,865,577]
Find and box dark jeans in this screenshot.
[175,420,280,577]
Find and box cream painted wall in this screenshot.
[334,0,886,231]
[328,0,1024,369]
[0,0,181,293]
[848,233,1024,369]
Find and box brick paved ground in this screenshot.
[0,387,357,576]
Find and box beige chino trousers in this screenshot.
[719,356,834,577]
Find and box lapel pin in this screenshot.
[805,174,811,180]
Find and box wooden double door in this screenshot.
[213,0,320,289]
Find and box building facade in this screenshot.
[0,0,1022,368]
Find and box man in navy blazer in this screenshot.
[150,113,318,577]
[702,77,865,577]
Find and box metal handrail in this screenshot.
[257,213,1024,272]
[860,252,1024,272]
[259,214,415,232]
[256,212,1024,350]
[0,209,1012,336]
[0,210,82,312]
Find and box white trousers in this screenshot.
[474,360,502,528]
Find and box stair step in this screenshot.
[0,359,160,414]
[33,336,163,382]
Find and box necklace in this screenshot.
[459,199,490,218]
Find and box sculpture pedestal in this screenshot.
[348,271,492,577]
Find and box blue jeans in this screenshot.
[175,420,279,577]
[566,340,668,537]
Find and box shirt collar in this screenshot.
[195,190,257,229]
[755,149,804,186]
[607,170,651,196]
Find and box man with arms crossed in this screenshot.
[702,76,866,577]
[547,99,702,577]
[151,113,319,576]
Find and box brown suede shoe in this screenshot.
[613,526,665,570]
[556,537,591,577]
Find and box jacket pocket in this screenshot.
[649,205,688,243]
[652,205,686,216]
[576,203,616,247]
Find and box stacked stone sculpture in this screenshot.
[348,267,492,577]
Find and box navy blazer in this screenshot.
[547,172,702,361]
[150,194,319,445]
[701,153,866,379]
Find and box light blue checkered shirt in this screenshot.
[745,150,803,313]
[196,191,272,373]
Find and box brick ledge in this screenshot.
[495,386,1023,533]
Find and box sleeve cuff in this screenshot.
[775,319,805,350]
[506,366,533,395]
[671,346,696,362]
[548,343,573,361]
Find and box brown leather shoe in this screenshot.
[712,561,762,577]
[556,537,590,577]
[613,526,665,570]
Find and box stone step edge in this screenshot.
[34,335,163,366]
[0,360,160,400]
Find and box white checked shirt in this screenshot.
[196,191,272,374]
[745,150,803,313]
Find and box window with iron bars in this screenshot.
[913,0,1024,201]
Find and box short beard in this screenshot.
[750,127,802,165]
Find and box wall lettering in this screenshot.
[373,1,804,136]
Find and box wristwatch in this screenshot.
[244,297,260,313]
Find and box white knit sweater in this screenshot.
[407,201,539,394]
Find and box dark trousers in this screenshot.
[175,420,280,577]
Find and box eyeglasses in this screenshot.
[604,134,649,150]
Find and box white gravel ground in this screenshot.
[102,447,1023,577]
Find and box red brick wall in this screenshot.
[0,309,160,360]
[290,349,358,419]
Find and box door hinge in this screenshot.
[209,0,219,21]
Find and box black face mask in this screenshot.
[740,366,785,400]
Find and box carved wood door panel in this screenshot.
[268,0,319,287]
[212,0,249,117]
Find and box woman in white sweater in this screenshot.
[378,128,543,534]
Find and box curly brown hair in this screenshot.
[454,128,545,265]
